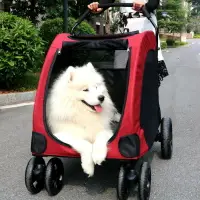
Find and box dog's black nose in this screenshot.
[98,95,105,102]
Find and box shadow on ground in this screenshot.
[58,142,161,199]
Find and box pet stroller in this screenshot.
[25,3,173,200]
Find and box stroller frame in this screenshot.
[24,3,173,200]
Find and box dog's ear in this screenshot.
[66,66,75,82]
[86,62,95,71]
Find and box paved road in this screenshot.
[1,39,200,200]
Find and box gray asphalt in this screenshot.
[1,39,200,200]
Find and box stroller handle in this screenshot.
[71,3,157,35]
[98,3,133,8]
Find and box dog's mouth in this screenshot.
[81,100,102,113]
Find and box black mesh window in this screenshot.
[44,40,131,144]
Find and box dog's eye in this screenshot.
[83,89,89,92]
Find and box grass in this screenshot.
[174,41,188,47]
[172,41,188,47]
[194,34,200,39]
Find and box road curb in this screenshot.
[0,91,36,106]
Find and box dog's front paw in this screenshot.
[81,161,94,177]
[81,153,94,177]
[92,144,107,165]
[81,145,94,177]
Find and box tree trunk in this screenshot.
[30,0,37,24]
[105,9,111,34]
[99,14,104,34]
[0,2,4,11]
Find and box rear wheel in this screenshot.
[160,117,173,159]
[45,158,64,196]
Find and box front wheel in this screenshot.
[138,162,151,200]
[25,157,46,194]
[117,165,130,200]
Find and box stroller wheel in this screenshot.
[45,157,64,196]
[117,165,130,200]
[160,117,173,159]
[138,162,151,200]
[25,156,46,194]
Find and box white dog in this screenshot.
[46,62,120,177]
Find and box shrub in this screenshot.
[39,17,65,48]
[40,17,96,50]
[161,41,167,49]
[0,12,44,89]
[166,38,175,46]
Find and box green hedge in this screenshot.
[194,34,200,38]
[161,39,188,49]
[166,38,175,46]
[0,12,44,89]
[161,41,167,49]
[40,17,96,51]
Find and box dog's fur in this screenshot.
[46,62,120,177]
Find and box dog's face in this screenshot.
[66,62,108,113]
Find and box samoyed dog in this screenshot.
[46,62,120,177]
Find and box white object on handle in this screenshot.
[119,0,147,13]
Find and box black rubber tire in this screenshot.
[160,117,173,159]
[138,162,151,200]
[45,157,64,196]
[25,157,46,194]
[117,165,130,200]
